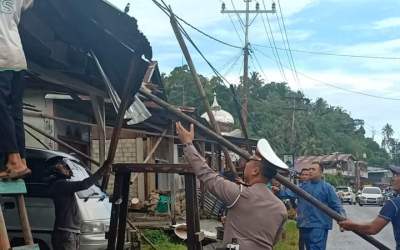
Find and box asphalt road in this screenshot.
[327,204,396,250]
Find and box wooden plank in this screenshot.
[113,163,193,174]
[12,244,40,250]
[0,179,27,194]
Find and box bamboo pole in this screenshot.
[138,87,390,250]
[169,9,237,175]
[101,57,141,190]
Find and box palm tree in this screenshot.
[382,123,394,153]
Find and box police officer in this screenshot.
[339,165,400,250]
[176,122,288,250]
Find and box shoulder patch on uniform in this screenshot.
[226,184,242,209]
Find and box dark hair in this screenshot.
[261,159,278,179]
[312,161,324,172]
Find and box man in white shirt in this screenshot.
[0,0,34,179]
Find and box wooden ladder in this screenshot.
[0,179,38,250]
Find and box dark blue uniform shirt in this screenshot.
[379,196,400,250]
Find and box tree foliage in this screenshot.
[162,66,391,167]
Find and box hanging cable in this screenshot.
[261,0,287,81]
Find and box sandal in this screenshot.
[0,167,31,180]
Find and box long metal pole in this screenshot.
[169,9,237,175]
[139,88,390,250]
[24,122,100,166]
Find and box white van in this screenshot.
[2,148,111,249]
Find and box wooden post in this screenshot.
[185,174,202,250]
[116,174,131,250]
[168,123,176,225]
[101,56,142,191]
[17,195,34,245]
[0,205,10,250]
[107,173,124,250]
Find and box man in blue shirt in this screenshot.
[279,161,345,250]
[339,165,400,250]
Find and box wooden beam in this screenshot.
[113,164,193,174]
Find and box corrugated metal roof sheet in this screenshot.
[21,0,152,97]
[295,154,354,172]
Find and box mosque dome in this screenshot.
[201,92,234,131]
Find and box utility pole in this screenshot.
[221,0,276,129]
[283,96,307,154]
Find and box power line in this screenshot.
[254,46,400,101]
[219,50,243,73]
[230,0,246,32]
[298,72,400,101]
[228,13,245,44]
[175,15,242,49]
[253,44,400,60]
[249,51,269,82]
[270,0,298,84]
[261,1,287,81]
[276,0,300,85]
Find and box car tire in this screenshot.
[359,203,363,206]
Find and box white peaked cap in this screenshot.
[257,138,289,170]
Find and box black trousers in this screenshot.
[0,70,26,159]
[52,230,80,250]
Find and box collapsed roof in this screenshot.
[21,0,155,98]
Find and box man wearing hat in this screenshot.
[339,165,400,250]
[176,122,288,250]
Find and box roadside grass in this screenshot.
[142,229,186,250]
[275,220,299,250]
[142,220,299,250]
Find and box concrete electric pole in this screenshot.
[221,0,276,128]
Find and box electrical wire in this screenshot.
[175,15,242,49]
[261,0,287,81]
[254,47,400,101]
[230,0,246,33]
[228,13,245,44]
[253,44,400,60]
[249,51,270,82]
[275,0,300,85]
[270,0,297,84]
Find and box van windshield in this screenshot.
[363,188,381,194]
[336,187,349,192]
[67,160,104,199]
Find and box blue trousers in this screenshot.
[299,228,328,250]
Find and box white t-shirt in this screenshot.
[0,0,34,71]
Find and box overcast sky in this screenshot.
[108,0,400,143]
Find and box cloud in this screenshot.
[373,17,400,30]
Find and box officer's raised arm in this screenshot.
[176,122,241,208]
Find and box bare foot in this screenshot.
[0,153,31,179]
[6,153,26,171]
